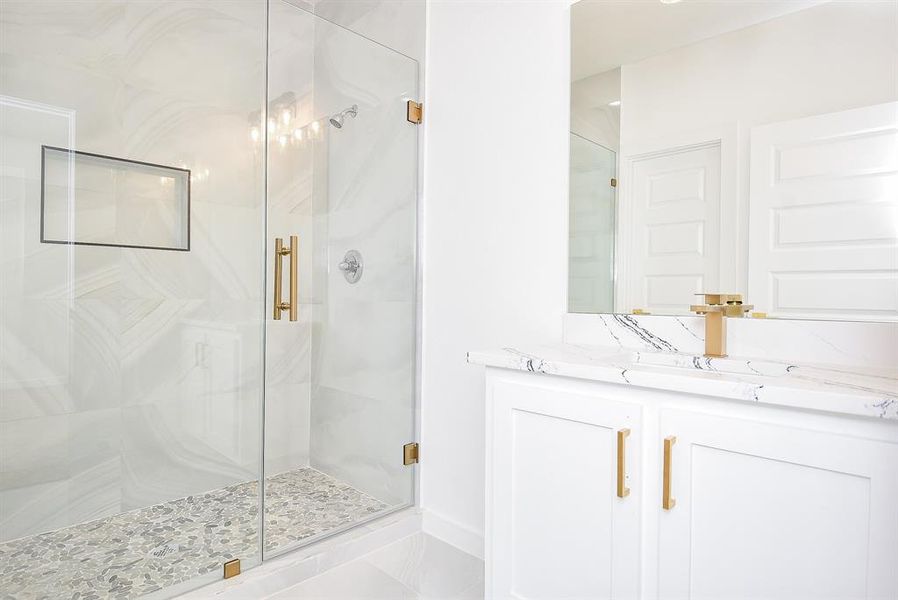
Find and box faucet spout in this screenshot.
[689,294,753,358]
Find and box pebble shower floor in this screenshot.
[0,468,388,599]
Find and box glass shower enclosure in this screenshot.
[568,132,616,314]
[0,1,418,597]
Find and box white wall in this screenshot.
[421,0,570,553]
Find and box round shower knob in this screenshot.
[338,250,363,284]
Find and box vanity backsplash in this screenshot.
[564,313,898,373]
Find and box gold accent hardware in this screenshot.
[273,235,298,322]
[406,100,422,124]
[610,177,618,188]
[689,293,754,358]
[631,308,650,315]
[403,442,419,465]
[662,436,676,510]
[751,312,767,319]
[617,428,630,499]
[273,238,284,319]
[223,559,241,579]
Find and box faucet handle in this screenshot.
[694,293,743,306]
[721,303,754,317]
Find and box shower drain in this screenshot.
[147,542,183,559]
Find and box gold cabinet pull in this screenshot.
[662,435,676,510]
[616,428,630,498]
[273,235,298,321]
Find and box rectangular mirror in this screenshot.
[569,0,898,322]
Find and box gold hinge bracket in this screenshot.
[403,442,419,465]
[610,177,618,187]
[406,100,422,124]
[223,558,241,579]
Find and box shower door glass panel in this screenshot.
[264,3,418,556]
[0,2,267,597]
[568,133,616,314]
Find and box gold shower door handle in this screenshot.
[662,436,676,510]
[617,428,630,498]
[273,235,298,321]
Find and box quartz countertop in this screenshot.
[467,344,898,421]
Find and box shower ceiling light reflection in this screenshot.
[248,92,358,150]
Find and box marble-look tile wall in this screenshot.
[309,17,419,506]
[263,0,318,478]
[312,0,426,63]
[0,1,267,541]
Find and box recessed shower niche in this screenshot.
[41,146,191,251]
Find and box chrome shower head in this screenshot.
[329,104,358,129]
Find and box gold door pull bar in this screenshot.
[617,428,631,499]
[273,235,298,321]
[662,436,676,510]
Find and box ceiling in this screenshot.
[571,0,825,81]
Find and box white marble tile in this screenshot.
[0,407,122,542]
[0,479,69,543]
[0,413,69,491]
[69,298,122,412]
[365,533,484,600]
[310,383,413,507]
[306,12,419,517]
[312,0,425,63]
[0,298,72,421]
[268,559,417,600]
[315,300,415,401]
[265,381,311,476]
[121,403,259,511]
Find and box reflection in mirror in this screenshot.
[569,133,616,313]
[569,0,898,322]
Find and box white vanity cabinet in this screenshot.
[657,409,898,600]
[484,368,898,600]
[486,377,642,599]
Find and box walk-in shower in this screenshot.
[0,1,419,597]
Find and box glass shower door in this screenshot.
[0,1,267,597]
[568,133,616,313]
[0,0,420,596]
[263,3,419,556]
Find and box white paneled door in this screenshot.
[487,379,640,599]
[622,143,722,314]
[748,102,898,321]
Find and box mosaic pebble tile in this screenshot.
[0,468,388,599]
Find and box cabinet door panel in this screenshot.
[658,410,898,600]
[489,379,640,599]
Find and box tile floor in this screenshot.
[263,533,484,600]
[0,468,388,600]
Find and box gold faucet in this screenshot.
[689,293,753,358]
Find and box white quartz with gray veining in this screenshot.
[467,344,898,421]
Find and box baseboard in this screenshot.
[421,509,485,560]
